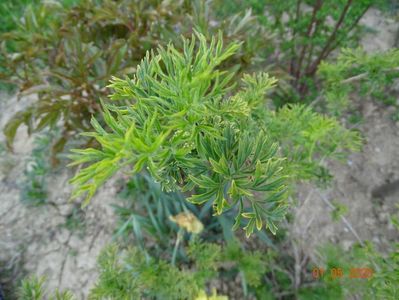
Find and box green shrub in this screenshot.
[0,0,268,159]
[214,0,378,101]
[319,48,399,115]
[68,33,360,238]
[1,0,190,156]
[18,240,267,299]
[5,3,393,299]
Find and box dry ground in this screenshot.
[0,8,398,300]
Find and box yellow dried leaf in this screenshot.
[169,212,204,234]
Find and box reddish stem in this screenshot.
[294,0,323,86]
[307,0,353,77]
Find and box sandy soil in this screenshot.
[0,7,398,300]
[0,95,120,298]
[292,101,399,259]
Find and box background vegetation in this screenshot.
[0,0,398,299]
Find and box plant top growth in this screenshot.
[69,32,360,237]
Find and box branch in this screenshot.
[289,0,303,74]
[294,0,323,84]
[341,67,399,84]
[326,4,371,56]
[307,0,353,76]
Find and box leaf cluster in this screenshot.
[18,276,75,300]
[218,0,375,101]
[0,0,191,156]
[69,33,289,236]
[113,173,193,250]
[0,0,269,158]
[264,104,361,183]
[311,241,399,300]
[19,240,267,300]
[318,48,399,116]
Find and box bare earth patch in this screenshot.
[0,94,119,299]
[0,8,398,300]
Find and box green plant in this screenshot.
[90,241,224,299]
[113,172,272,253]
[69,32,360,238]
[18,276,76,300]
[113,173,194,249]
[214,0,379,101]
[271,0,376,98]
[318,47,399,115]
[68,32,288,237]
[0,0,38,91]
[1,0,268,159]
[0,0,79,36]
[1,0,191,157]
[2,2,397,300]
[18,239,267,299]
[330,201,349,221]
[19,131,57,205]
[62,205,86,235]
[263,104,361,184]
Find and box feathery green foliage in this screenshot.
[0,0,268,157]
[18,276,45,300]
[69,32,361,237]
[69,32,288,237]
[264,104,362,183]
[1,0,191,155]
[319,48,399,115]
[19,240,266,299]
[18,276,76,300]
[2,1,398,299]
[312,241,399,300]
[222,242,268,288]
[215,0,375,100]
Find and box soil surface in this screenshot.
[292,8,399,258]
[0,95,120,298]
[292,101,399,260]
[0,8,398,300]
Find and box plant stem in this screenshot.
[307,0,353,76]
[341,67,399,84]
[171,228,183,266]
[327,4,371,54]
[289,0,303,74]
[294,0,322,85]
